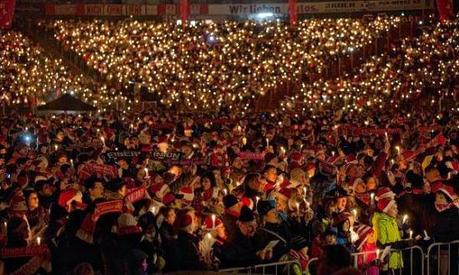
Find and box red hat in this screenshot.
[241,197,254,210]
[179,186,194,204]
[431,182,458,202]
[117,213,142,235]
[354,224,374,250]
[332,212,352,227]
[150,182,169,200]
[290,152,303,163]
[377,198,396,214]
[375,187,395,202]
[277,188,293,200]
[9,194,28,213]
[58,189,84,211]
[203,215,223,229]
[162,193,176,205]
[157,136,168,145]
[174,211,193,229]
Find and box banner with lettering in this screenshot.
[337,125,402,137]
[125,187,146,203]
[93,200,124,220]
[0,245,49,258]
[0,0,16,29]
[44,0,432,17]
[238,151,265,160]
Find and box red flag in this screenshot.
[179,0,189,23]
[436,0,454,21]
[288,0,297,25]
[0,0,16,29]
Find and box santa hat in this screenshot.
[9,194,28,213]
[431,182,458,202]
[174,210,194,230]
[354,224,374,250]
[162,193,176,205]
[203,215,223,229]
[179,186,194,204]
[34,175,50,184]
[277,188,293,200]
[58,189,84,211]
[280,179,299,189]
[445,161,459,171]
[150,182,170,200]
[377,198,396,214]
[290,152,303,165]
[117,213,142,235]
[332,212,352,227]
[241,197,254,210]
[375,187,395,201]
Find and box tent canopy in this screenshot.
[37,94,96,113]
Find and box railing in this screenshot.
[426,240,459,275]
[218,260,300,274]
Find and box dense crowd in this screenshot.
[0,104,459,274]
[0,31,122,111]
[42,17,400,110]
[281,15,459,113]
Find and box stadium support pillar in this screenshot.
[179,0,190,24]
[288,0,297,25]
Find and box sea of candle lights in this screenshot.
[39,17,399,111]
[0,31,131,112]
[281,15,459,114]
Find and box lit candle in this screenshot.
[352,209,358,219]
[37,237,41,246]
[211,214,216,229]
[255,196,260,205]
[280,146,286,154]
[223,188,228,196]
[395,146,400,155]
[402,214,408,224]
[54,144,58,151]
[144,167,149,178]
[70,159,74,168]
[242,137,247,145]
[409,229,413,239]
[266,138,269,147]
[370,193,375,204]
[376,249,380,258]
[303,186,307,197]
[101,136,105,146]
[423,230,430,240]
[296,202,300,216]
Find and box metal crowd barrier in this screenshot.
[218,260,300,274]
[348,246,424,275]
[427,240,459,275]
[219,240,459,275]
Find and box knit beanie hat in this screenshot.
[223,194,239,209]
[238,206,255,222]
[257,199,276,217]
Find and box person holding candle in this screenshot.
[372,197,420,274]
